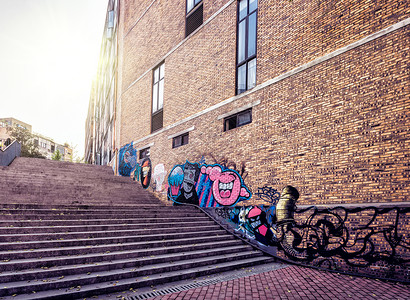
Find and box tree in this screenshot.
[7,126,45,159]
[52,149,62,161]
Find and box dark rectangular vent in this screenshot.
[151,109,163,133]
[186,4,203,37]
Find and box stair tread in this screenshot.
[1,256,273,299]
[0,248,260,282]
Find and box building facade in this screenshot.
[85,0,119,165]
[85,0,409,280]
[86,0,409,206]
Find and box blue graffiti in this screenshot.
[118,142,137,177]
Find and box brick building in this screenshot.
[85,0,119,166]
[87,0,409,207]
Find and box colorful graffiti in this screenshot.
[213,186,410,281]
[152,164,168,192]
[140,158,152,189]
[167,161,251,207]
[118,142,137,177]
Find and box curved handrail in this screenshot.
[171,200,408,284]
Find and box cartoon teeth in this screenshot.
[219,181,234,198]
[219,181,234,191]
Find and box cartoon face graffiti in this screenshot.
[182,163,199,194]
[118,143,137,177]
[168,166,184,196]
[247,206,269,236]
[139,157,152,189]
[202,165,250,206]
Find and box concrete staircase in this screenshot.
[0,158,273,299]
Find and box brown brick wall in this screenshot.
[257,0,410,84]
[120,75,152,143]
[121,0,186,90]
[117,0,409,206]
[203,0,232,20]
[164,3,237,126]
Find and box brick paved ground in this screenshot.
[150,266,409,300]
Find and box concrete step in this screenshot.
[0,219,216,234]
[0,224,222,242]
[0,238,242,261]
[0,216,210,227]
[3,256,274,299]
[0,246,257,284]
[0,232,230,251]
[0,239,246,271]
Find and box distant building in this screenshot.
[0,117,71,160]
[1,118,32,150]
[84,0,118,165]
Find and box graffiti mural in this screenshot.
[151,164,168,193]
[140,157,152,189]
[118,142,137,177]
[133,163,141,182]
[214,186,410,281]
[255,185,281,205]
[200,153,248,181]
[167,161,251,207]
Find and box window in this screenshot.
[139,147,150,159]
[152,63,164,133]
[224,109,252,131]
[187,0,201,13]
[236,0,258,95]
[186,0,203,37]
[172,133,189,148]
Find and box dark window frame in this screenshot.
[139,147,150,159]
[185,1,203,37]
[236,0,258,95]
[172,132,189,149]
[151,62,164,133]
[223,108,252,131]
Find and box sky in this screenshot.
[0,0,108,158]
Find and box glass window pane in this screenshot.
[158,79,164,109]
[195,0,202,5]
[238,20,246,63]
[154,68,159,83]
[237,64,246,94]
[152,83,158,112]
[174,136,181,148]
[182,134,189,145]
[239,0,247,20]
[249,0,258,13]
[238,110,251,126]
[225,117,237,131]
[248,12,257,58]
[187,0,194,13]
[247,58,256,89]
[159,63,165,79]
